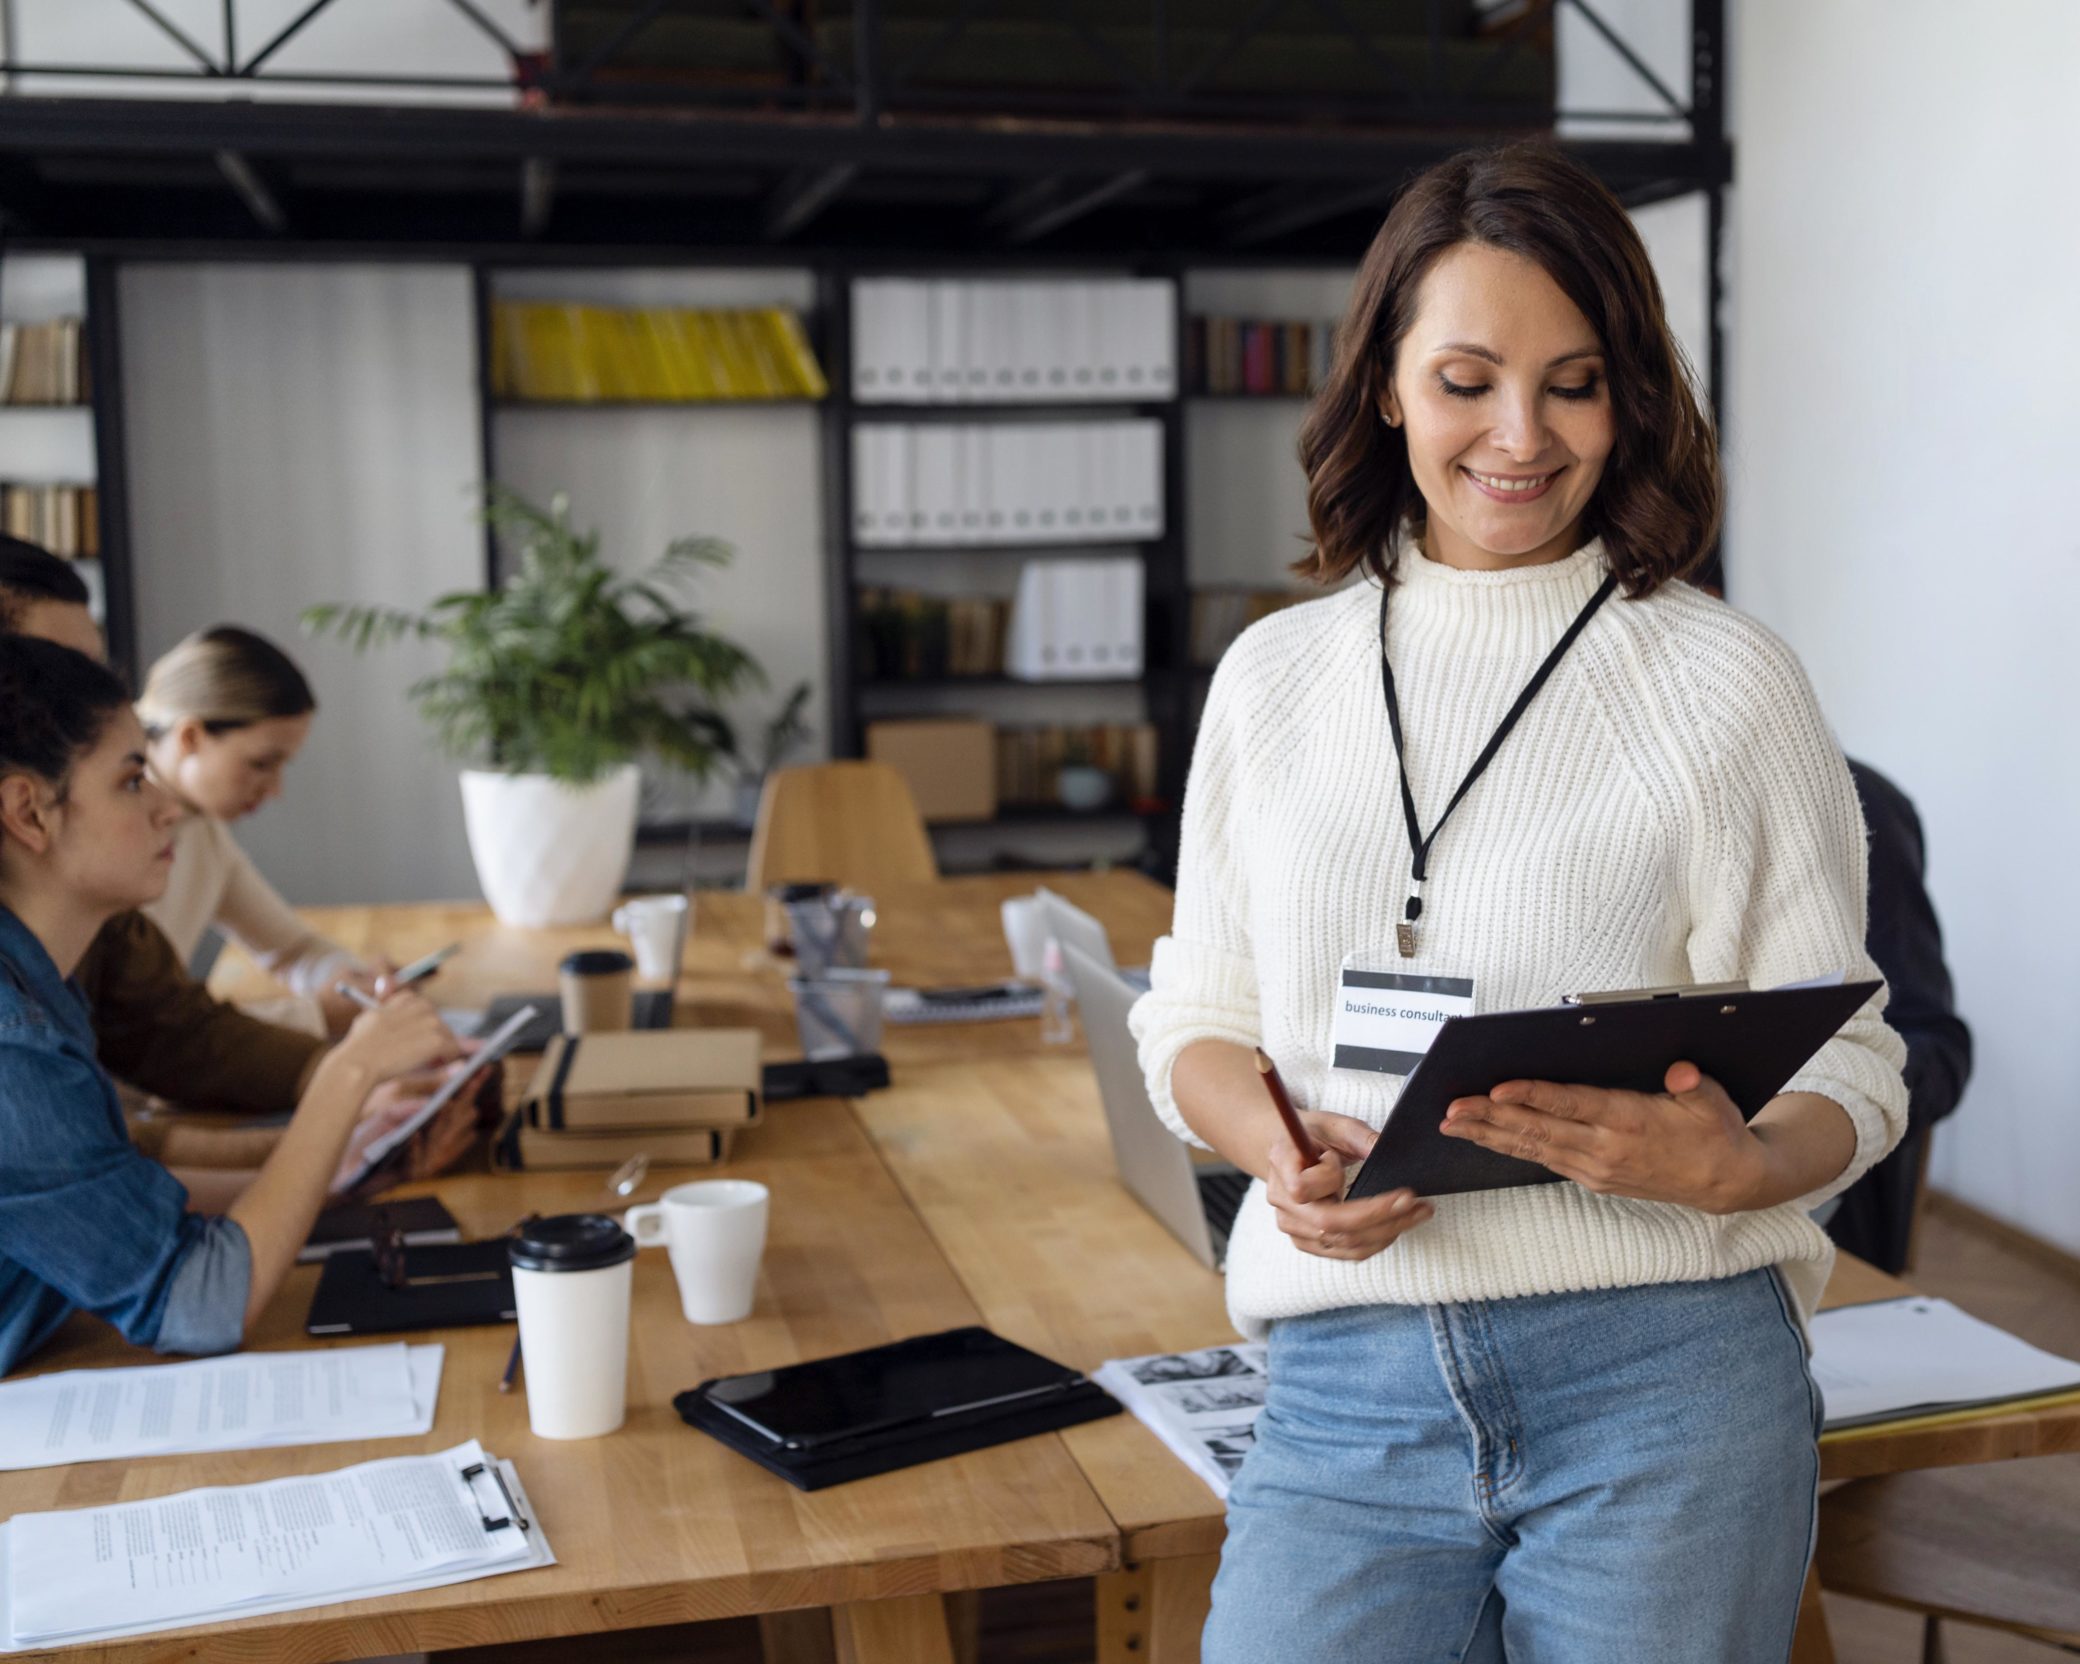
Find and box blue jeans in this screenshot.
[1205,1270,1823,1664]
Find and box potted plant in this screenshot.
[726,680,816,830]
[304,488,761,926]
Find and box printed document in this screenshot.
[1812,1296,2080,1428]
[1093,1343,1267,1499]
[0,1439,550,1650]
[0,1343,442,1470]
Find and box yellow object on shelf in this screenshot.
[491,301,828,403]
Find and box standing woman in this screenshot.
[1130,145,1907,1661]
[0,635,460,1374]
[138,625,390,1035]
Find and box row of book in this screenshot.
[997,723,1161,809]
[0,319,90,406]
[852,278,1175,404]
[852,420,1164,547]
[1191,588,1306,667]
[859,589,1012,681]
[1184,316,1338,398]
[489,303,828,402]
[1,483,99,559]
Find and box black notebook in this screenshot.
[306,1239,516,1336]
[1344,978,1884,1201]
[675,1326,1120,1490]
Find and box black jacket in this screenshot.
[1824,760,1972,1272]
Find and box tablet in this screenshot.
[1343,978,1883,1201]
[336,1003,538,1195]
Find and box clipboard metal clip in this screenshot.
[1561,979,1749,1007]
[461,1460,531,1535]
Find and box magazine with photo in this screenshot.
[1092,1342,1267,1498]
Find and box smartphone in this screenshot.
[391,943,462,989]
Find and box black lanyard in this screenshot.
[1378,569,1618,957]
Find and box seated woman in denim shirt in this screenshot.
[0,635,462,1375]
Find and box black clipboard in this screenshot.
[1343,978,1883,1201]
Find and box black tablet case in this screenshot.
[1344,979,1883,1201]
[673,1328,1122,1491]
[305,1239,517,1336]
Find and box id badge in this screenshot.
[1331,951,1475,1076]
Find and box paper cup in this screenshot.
[509,1214,637,1439]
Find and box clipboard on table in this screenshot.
[1343,978,1883,1201]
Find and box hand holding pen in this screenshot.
[1253,1047,1433,1262]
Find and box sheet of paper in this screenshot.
[0,1440,546,1649]
[1093,1343,1267,1500]
[1811,1296,2080,1428]
[0,1344,442,1470]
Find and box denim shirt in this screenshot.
[0,905,250,1375]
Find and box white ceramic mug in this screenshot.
[612,893,692,983]
[626,1180,770,1325]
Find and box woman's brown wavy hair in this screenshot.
[1296,143,1721,596]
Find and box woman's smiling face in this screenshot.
[1383,241,1617,570]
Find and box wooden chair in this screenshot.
[1816,1455,2080,1660]
[745,761,939,894]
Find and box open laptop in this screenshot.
[1037,888,1149,991]
[1060,942,1249,1269]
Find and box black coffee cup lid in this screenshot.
[559,949,633,976]
[508,1212,636,1273]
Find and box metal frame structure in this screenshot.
[0,0,1728,857]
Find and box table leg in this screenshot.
[1790,1563,1837,1664]
[1097,1554,1217,1664]
[759,1607,837,1664]
[830,1592,958,1664]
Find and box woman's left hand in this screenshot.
[1439,1061,1768,1214]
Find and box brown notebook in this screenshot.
[520,1029,761,1133]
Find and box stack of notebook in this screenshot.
[500,1029,762,1171]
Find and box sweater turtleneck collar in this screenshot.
[1384,535,1613,655]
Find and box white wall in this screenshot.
[120,262,488,905]
[1726,0,2080,1251]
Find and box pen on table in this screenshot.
[333,980,381,1012]
[1254,1047,1326,1167]
[498,1336,522,1394]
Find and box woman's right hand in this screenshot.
[1267,1109,1434,1261]
[331,991,463,1085]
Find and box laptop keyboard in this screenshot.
[1196,1169,1251,1254]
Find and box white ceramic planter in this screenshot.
[459,764,641,927]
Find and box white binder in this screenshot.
[914,425,962,544]
[851,425,883,541]
[1006,556,1145,680]
[1122,279,1177,394]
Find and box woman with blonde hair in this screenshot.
[139,624,388,1035]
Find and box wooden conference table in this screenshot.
[4,872,2073,1663]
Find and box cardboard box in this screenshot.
[500,1123,732,1172]
[520,1029,761,1133]
[866,718,997,823]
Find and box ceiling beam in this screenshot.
[0,98,1731,197]
[761,161,858,241]
[213,149,290,234]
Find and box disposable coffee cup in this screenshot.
[612,893,691,983]
[559,948,634,1034]
[509,1213,637,1439]
[626,1180,770,1325]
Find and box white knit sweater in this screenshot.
[1130,540,1908,1340]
